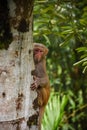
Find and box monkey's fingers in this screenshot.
[30,82,37,90]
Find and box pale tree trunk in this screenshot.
[0,0,38,130]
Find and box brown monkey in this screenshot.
[31,43,50,130]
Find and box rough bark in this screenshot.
[0,0,38,130]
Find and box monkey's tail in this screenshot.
[39,106,45,130]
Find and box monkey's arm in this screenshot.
[31,75,49,90]
[38,76,49,87]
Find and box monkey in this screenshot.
[31,43,50,130]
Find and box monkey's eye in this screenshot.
[35,49,43,53]
[34,49,39,52]
[39,50,43,52]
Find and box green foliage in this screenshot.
[34,0,87,130]
[42,90,87,130]
[42,92,68,130]
[66,89,87,130]
[74,47,87,73]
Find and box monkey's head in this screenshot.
[33,43,48,63]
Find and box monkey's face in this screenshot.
[34,47,44,62]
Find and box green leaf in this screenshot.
[73,57,87,66]
[76,47,87,52]
[43,34,51,44]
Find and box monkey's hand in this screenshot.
[30,76,39,90]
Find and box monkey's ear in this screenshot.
[44,48,49,55]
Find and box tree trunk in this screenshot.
[0,0,38,129]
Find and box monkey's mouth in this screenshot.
[35,55,41,61]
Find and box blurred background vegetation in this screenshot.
[33,0,87,130]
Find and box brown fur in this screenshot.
[31,43,50,130]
